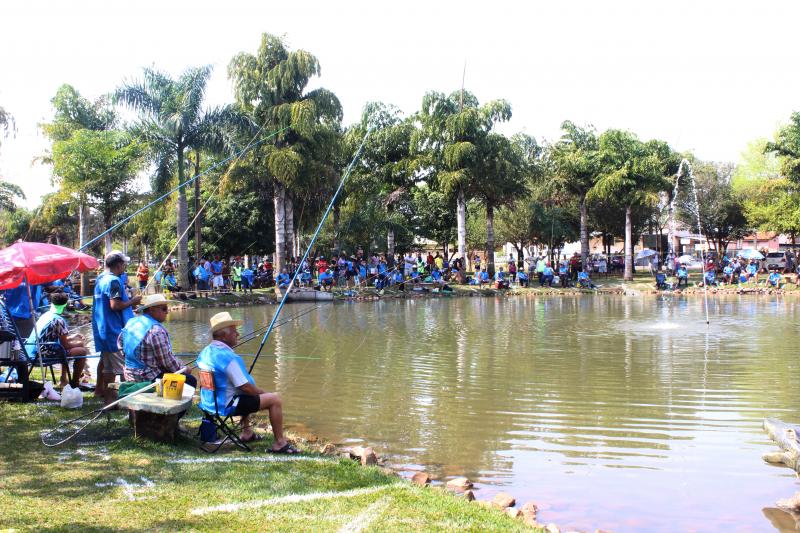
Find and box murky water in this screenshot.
[159,295,800,532]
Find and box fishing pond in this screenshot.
[162,295,800,532]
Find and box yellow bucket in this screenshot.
[162,373,185,400]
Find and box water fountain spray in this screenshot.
[668,159,711,325]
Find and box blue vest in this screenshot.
[92,272,133,353]
[120,314,161,371]
[25,310,62,356]
[194,266,209,281]
[196,342,254,416]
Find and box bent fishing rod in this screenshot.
[248,127,372,373]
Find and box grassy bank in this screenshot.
[0,397,536,532]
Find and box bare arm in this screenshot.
[109,295,142,311]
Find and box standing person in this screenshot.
[120,294,196,387]
[473,253,481,273]
[93,251,142,405]
[598,256,608,278]
[231,262,243,292]
[194,259,210,291]
[210,256,223,293]
[536,256,546,285]
[404,252,414,278]
[197,312,298,452]
[136,261,149,293]
[508,261,517,283]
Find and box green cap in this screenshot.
[51,303,67,315]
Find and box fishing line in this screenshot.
[80,125,291,252]
[141,120,275,294]
[248,127,373,373]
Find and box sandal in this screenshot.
[240,433,264,443]
[268,442,300,455]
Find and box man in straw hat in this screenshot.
[196,311,298,453]
[119,294,196,388]
[93,250,142,405]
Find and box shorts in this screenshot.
[230,394,260,416]
[212,275,224,288]
[101,350,124,376]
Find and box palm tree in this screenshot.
[116,66,244,288]
[590,130,675,281]
[228,33,342,272]
[416,91,511,267]
[549,121,601,270]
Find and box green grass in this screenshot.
[0,398,535,532]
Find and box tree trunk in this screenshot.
[624,204,633,281]
[333,204,340,254]
[387,205,395,257]
[104,232,112,256]
[176,149,190,289]
[273,180,286,273]
[486,203,495,276]
[194,152,201,261]
[122,236,128,256]
[456,187,466,264]
[284,192,294,261]
[580,196,589,269]
[78,199,89,296]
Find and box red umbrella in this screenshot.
[0,241,99,290]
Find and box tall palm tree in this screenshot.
[416,91,511,267]
[116,66,244,288]
[228,33,342,272]
[549,121,601,270]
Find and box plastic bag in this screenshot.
[40,381,61,401]
[60,384,83,409]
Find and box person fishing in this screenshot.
[119,294,196,387]
[26,292,88,388]
[93,251,141,405]
[197,312,298,452]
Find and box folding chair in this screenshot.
[26,341,71,386]
[197,369,251,453]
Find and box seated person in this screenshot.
[654,272,667,290]
[704,270,717,286]
[676,265,689,287]
[26,292,88,388]
[540,264,554,287]
[768,269,783,288]
[495,268,509,289]
[119,294,196,388]
[431,268,443,286]
[517,270,529,288]
[161,270,180,292]
[197,312,298,452]
[746,261,758,281]
[300,268,312,287]
[721,265,734,284]
[318,268,334,291]
[276,268,291,289]
[410,269,421,285]
[391,269,405,290]
[739,271,748,284]
[578,270,596,289]
[478,268,490,287]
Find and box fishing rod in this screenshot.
[248,127,373,373]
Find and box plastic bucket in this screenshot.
[162,373,185,400]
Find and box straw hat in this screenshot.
[137,293,177,312]
[209,311,243,334]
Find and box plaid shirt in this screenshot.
[119,323,181,381]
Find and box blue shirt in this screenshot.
[3,282,43,319]
[678,268,688,277]
[543,267,554,277]
[211,261,223,275]
[92,272,133,353]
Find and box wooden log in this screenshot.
[763,418,800,472]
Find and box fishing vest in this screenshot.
[120,314,161,371]
[92,272,133,353]
[194,266,209,281]
[197,341,254,416]
[25,310,64,356]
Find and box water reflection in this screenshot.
[161,295,800,532]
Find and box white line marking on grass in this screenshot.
[95,476,155,501]
[190,484,402,516]
[338,496,389,533]
[169,455,331,465]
